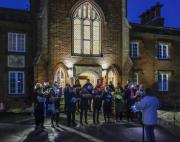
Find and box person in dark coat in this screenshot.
[92,88,102,124]
[66,87,77,127]
[124,83,135,122]
[103,87,113,123]
[73,79,81,112]
[114,88,125,122]
[80,88,91,125]
[83,79,93,112]
[63,84,70,112]
[108,81,115,93]
[49,83,62,127]
[34,83,46,130]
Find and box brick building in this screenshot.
[0,8,35,109]
[0,0,180,109]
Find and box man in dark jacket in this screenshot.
[66,87,77,127]
[83,79,93,112]
[103,87,113,123]
[80,88,90,125]
[92,88,102,124]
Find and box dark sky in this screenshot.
[0,0,179,28]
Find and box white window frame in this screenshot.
[158,43,169,60]
[8,71,25,95]
[130,41,139,59]
[158,72,169,92]
[8,33,26,52]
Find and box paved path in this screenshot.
[0,114,179,142]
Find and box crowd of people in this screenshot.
[33,79,146,128]
[33,78,160,142]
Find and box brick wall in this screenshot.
[35,0,129,85]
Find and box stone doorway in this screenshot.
[74,65,102,87]
[78,71,99,87]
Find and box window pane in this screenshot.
[17,73,24,94]
[93,22,99,40]
[83,4,87,18]
[92,9,96,20]
[158,74,163,91]
[84,20,90,40]
[93,40,100,54]
[163,45,167,59]
[74,19,81,40]
[8,33,16,51]
[74,39,81,54]
[158,46,162,58]
[84,25,90,40]
[84,40,90,54]
[9,72,16,94]
[17,34,25,52]
[78,7,82,18]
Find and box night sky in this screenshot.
[0,0,179,28]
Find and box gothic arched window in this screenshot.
[73,2,101,56]
[54,68,65,88]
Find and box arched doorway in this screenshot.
[78,71,99,86]
[108,70,116,87]
[54,67,66,88]
[107,65,121,87]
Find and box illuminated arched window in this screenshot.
[73,2,101,56]
[54,68,65,88]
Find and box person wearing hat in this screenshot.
[134,88,160,142]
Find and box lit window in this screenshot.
[8,71,25,95]
[158,72,169,92]
[157,43,169,59]
[130,42,139,59]
[73,2,101,55]
[8,33,26,52]
[54,68,65,88]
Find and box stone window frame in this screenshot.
[8,32,26,53]
[71,1,105,57]
[8,71,25,95]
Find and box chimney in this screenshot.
[140,2,164,26]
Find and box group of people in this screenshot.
[33,81,62,129]
[33,79,160,142]
[33,79,146,127]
